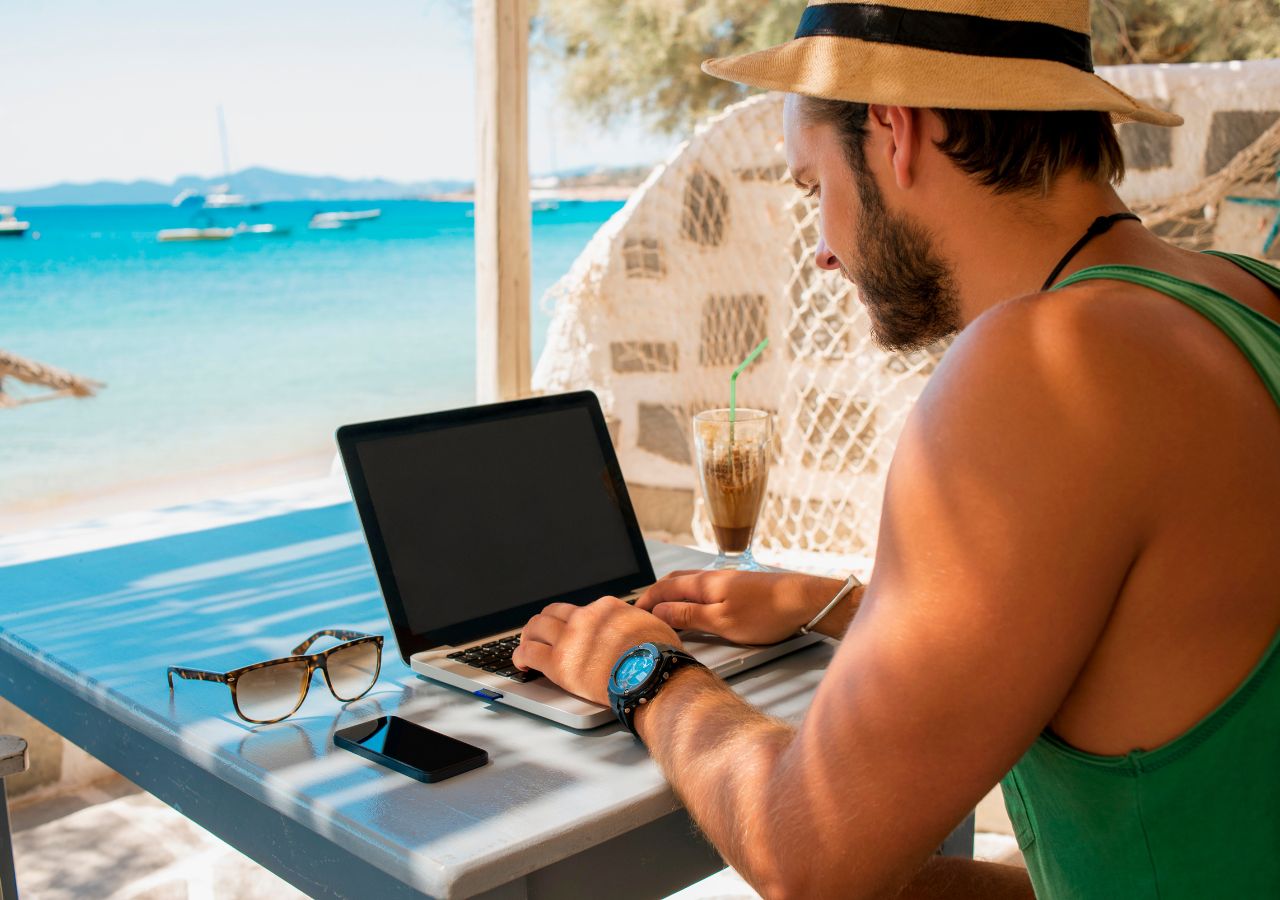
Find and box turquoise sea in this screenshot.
[0,199,622,508]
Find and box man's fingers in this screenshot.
[512,638,552,673]
[637,573,710,611]
[539,602,579,622]
[522,612,566,645]
[650,600,724,634]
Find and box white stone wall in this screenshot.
[1106,59,1280,257]
[1104,59,1280,207]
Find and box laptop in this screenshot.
[336,390,822,729]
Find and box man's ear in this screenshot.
[868,105,919,190]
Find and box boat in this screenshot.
[201,184,250,209]
[171,108,256,210]
[0,207,31,238]
[234,222,291,237]
[170,185,256,210]
[157,227,235,242]
[308,216,352,230]
[171,189,204,208]
[308,208,381,229]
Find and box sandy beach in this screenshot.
[0,448,337,537]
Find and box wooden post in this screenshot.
[474,0,532,403]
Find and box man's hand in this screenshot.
[637,569,852,644]
[512,597,681,705]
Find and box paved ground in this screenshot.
[10,775,1021,898]
[11,777,305,900]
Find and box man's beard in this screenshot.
[849,168,962,352]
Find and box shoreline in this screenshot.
[0,448,337,537]
[428,185,636,203]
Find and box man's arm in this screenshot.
[635,667,1032,898]
[633,298,1145,896]
[517,296,1145,897]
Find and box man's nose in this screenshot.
[814,236,841,271]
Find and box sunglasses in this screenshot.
[167,629,384,724]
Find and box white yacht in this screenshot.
[171,185,250,209]
[157,226,235,242]
[234,222,291,237]
[201,184,249,209]
[171,107,253,210]
[309,208,381,229]
[0,207,31,238]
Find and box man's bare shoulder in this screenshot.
[892,280,1221,548]
[916,283,1179,450]
[923,279,1229,445]
[944,279,1197,391]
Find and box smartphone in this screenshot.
[333,716,488,783]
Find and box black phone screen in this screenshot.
[334,716,488,783]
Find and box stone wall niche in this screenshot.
[1204,110,1280,177]
[681,169,729,247]
[699,294,768,367]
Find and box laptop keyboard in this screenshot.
[447,634,542,683]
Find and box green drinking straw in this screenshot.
[729,337,769,441]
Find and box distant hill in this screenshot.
[0,167,472,206]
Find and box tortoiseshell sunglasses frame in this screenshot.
[167,629,384,724]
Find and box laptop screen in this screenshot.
[338,392,655,658]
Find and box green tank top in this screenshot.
[1001,252,1280,899]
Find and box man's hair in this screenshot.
[796,96,1125,196]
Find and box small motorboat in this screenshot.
[0,207,31,238]
[234,222,292,237]
[308,208,381,229]
[308,215,352,230]
[157,227,235,242]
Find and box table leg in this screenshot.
[0,779,17,900]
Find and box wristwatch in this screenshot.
[607,642,702,740]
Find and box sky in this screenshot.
[0,1,677,190]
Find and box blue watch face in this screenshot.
[614,650,656,693]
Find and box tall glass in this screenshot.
[693,408,771,570]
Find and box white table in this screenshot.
[0,492,839,898]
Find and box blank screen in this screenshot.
[356,405,643,636]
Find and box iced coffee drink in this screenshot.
[693,408,771,570]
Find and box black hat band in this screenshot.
[795,3,1095,73]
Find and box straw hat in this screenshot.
[702,0,1183,127]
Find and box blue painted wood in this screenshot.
[0,503,831,898]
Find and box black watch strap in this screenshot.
[611,645,701,741]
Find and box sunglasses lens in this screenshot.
[326,641,380,701]
[236,660,309,722]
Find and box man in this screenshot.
[513,2,1280,896]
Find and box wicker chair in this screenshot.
[532,61,1280,576]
